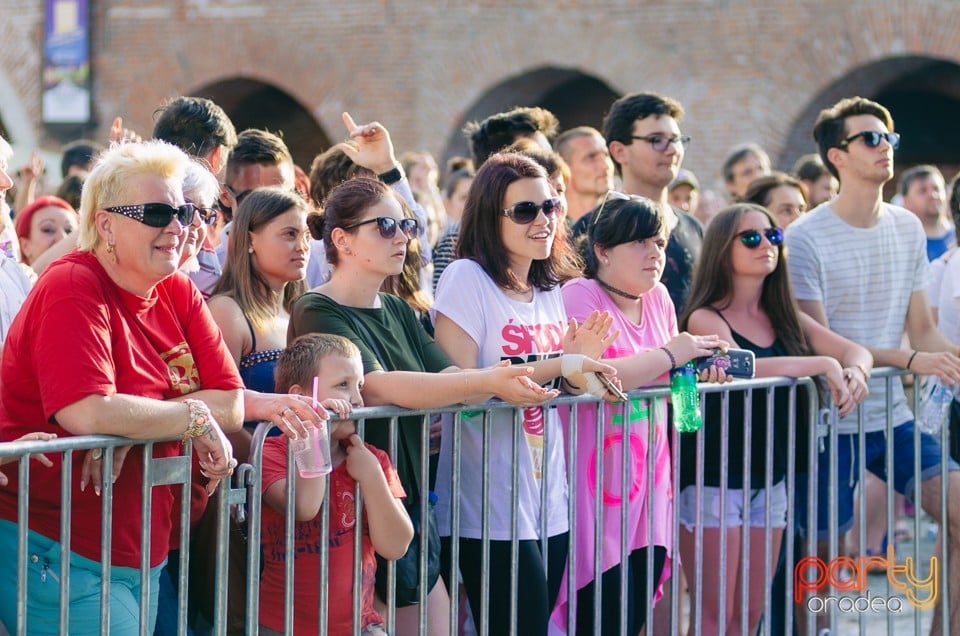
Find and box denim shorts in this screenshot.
[794,420,960,540]
[677,481,788,530]
[0,518,163,635]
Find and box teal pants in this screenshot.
[0,518,163,635]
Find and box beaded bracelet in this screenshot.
[659,346,677,370]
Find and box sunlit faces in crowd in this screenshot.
[591,197,668,296]
[730,208,781,278]
[742,172,808,229]
[723,144,771,199]
[249,205,311,290]
[564,132,614,199]
[613,114,687,190]
[336,192,418,279]
[99,174,189,295]
[668,169,700,215]
[15,197,78,265]
[901,168,946,224]
[826,114,897,185]
[499,177,558,270]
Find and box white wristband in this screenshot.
[561,354,586,379]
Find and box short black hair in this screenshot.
[225,129,293,184]
[463,106,558,167]
[152,96,237,159]
[60,139,104,178]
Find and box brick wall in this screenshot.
[3,0,960,191]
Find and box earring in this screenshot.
[248,246,254,254]
[105,243,118,265]
[603,258,609,265]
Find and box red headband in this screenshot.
[14,195,77,239]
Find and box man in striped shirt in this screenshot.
[786,96,960,635]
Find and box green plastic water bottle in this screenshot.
[670,363,703,433]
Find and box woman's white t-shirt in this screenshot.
[432,259,569,540]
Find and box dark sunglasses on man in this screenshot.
[837,131,900,150]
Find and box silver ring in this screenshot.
[91,448,102,461]
[227,458,238,469]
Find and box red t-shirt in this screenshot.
[0,250,243,567]
[259,436,405,634]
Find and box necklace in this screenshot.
[596,277,642,301]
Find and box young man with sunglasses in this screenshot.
[785,96,960,636]
[578,91,703,315]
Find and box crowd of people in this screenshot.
[0,88,959,636]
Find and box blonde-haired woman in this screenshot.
[0,140,242,635]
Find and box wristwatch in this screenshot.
[377,164,405,185]
[183,398,212,440]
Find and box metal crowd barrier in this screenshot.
[0,368,951,635]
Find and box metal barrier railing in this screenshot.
[0,368,951,635]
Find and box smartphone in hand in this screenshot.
[591,372,629,401]
[695,348,755,378]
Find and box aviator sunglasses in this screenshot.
[737,227,783,249]
[837,130,901,150]
[342,216,420,240]
[502,197,563,224]
[105,203,197,228]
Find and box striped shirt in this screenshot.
[785,203,928,433]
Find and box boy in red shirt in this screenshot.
[258,334,413,635]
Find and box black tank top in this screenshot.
[678,308,810,489]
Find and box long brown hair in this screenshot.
[680,204,811,357]
[456,152,578,292]
[213,187,309,331]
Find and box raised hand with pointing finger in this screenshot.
[336,112,400,176]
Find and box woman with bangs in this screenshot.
[678,203,871,635]
[553,193,729,635]
[432,152,619,636]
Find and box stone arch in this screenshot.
[443,67,619,164]
[780,56,960,182]
[192,78,331,169]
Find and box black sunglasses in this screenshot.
[502,197,562,224]
[105,203,197,228]
[737,227,783,249]
[837,131,900,150]
[342,216,420,240]
[194,206,218,226]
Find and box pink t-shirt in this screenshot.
[550,277,675,633]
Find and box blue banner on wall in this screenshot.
[42,0,91,124]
